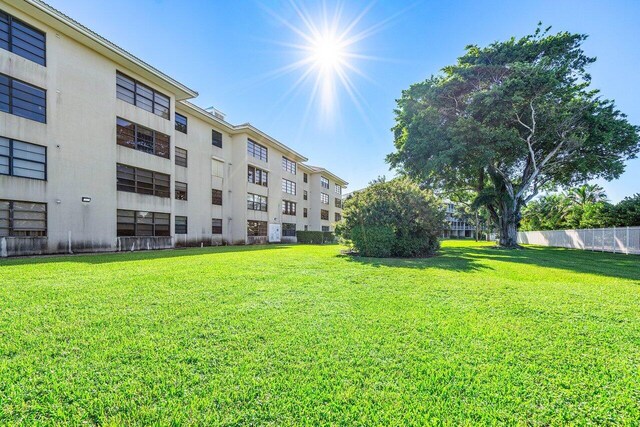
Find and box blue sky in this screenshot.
[49,0,639,201]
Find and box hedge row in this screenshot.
[295,231,336,244]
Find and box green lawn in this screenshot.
[0,241,639,425]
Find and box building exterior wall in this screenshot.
[0,0,346,256]
[443,202,475,238]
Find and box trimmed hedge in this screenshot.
[295,231,336,244]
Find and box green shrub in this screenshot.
[350,225,395,257]
[336,178,444,258]
[295,231,335,244]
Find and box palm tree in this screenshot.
[568,184,607,207]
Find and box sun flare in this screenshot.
[310,33,346,71]
[259,1,405,126]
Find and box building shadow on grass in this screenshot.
[0,244,293,266]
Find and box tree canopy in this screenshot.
[388,26,639,247]
[520,186,640,231]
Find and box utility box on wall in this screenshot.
[268,224,281,243]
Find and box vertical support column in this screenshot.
[613,226,616,254]
[602,228,605,252]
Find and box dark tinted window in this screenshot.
[116,118,170,159]
[116,72,170,119]
[0,137,46,180]
[0,199,46,237]
[175,216,187,234]
[175,181,187,200]
[247,220,267,237]
[248,165,268,186]
[282,223,296,237]
[282,200,296,216]
[175,147,187,167]
[0,73,46,123]
[117,209,170,237]
[212,218,222,235]
[175,113,187,133]
[116,163,170,198]
[247,139,267,162]
[212,189,222,205]
[0,10,46,65]
[212,130,223,148]
[247,193,267,211]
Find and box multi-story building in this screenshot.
[0,0,347,256]
[443,202,475,238]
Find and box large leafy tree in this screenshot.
[388,27,639,247]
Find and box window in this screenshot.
[334,184,342,195]
[175,147,187,167]
[247,139,267,162]
[322,226,330,232]
[248,165,268,186]
[212,130,223,148]
[335,198,342,209]
[212,218,222,235]
[282,178,296,195]
[175,181,188,200]
[282,157,296,174]
[175,113,187,133]
[320,193,329,204]
[0,73,46,123]
[335,212,342,222]
[282,200,296,216]
[247,220,267,237]
[116,72,170,119]
[282,223,296,237]
[117,210,170,237]
[303,190,308,201]
[320,176,329,189]
[304,225,308,231]
[0,11,46,66]
[321,209,329,220]
[175,216,187,234]
[116,117,170,159]
[0,200,46,237]
[303,208,308,218]
[247,193,267,211]
[116,164,170,197]
[212,189,222,205]
[0,137,46,180]
[303,173,308,183]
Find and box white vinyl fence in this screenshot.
[518,227,640,255]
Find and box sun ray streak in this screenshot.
[258,0,412,126]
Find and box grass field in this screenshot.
[1,241,639,425]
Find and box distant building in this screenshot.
[443,202,475,238]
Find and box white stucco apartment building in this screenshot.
[0,0,347,256]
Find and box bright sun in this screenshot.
[260,1,400,124]
[311,34,345,71]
